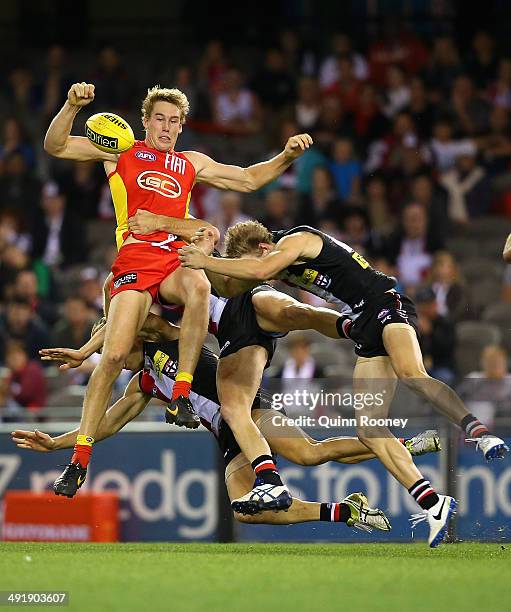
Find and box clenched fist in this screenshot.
[283,133,313,161]
[68,82,95,108]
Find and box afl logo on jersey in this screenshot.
[136,170,182,198]
[135,150,157,162]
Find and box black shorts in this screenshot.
[216,285,285,368]
[216,392,278,467]
[349,291,419,358]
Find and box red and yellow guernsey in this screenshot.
[108,140,196,249]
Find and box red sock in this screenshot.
[71,435,94,467]
[72,444,92,467]
[172,372,193,400]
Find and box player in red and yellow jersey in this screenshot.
[43,81,312,497]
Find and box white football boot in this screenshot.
[467,435,509,461]
[410,494,457,548]
[405,430,441,456]
[231,483,292,515]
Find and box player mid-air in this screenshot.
[44,82,312,498]
[172,220,509,545]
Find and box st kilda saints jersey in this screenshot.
[272,225,396,316]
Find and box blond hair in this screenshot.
[224,220,273,258]
[141,85,190,124]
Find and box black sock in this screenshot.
[408,478,440,511]
[461,414,490,438]
[336,316,353,339]
[320,502,351,523]
[252,455,282,486]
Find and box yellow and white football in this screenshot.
[85,112,135,153]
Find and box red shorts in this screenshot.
[110,239,186,301]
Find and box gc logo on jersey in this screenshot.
[136,151,157,162]
[137,171,182,198]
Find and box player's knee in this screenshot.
[187,271,211,298]
[220,404,246,426]
[100,349,128,372]
[395,364,429,382]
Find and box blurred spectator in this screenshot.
[423,36,463,98]
[0,245,30,302]
[405,77,436,139]
[415,286,456,385]
[466,31,498,90]
[478,107,511,177]
[172,66,199,118]
[274,334,325,380]
[260,189,294,231]
[77,267,104,314]
[0,298,50,363]
[279,29,314,78]
[323,55,363,114]
[339,207,380,256]
[40,44,75,121]
[5,66,40,120]
[0,117,36,168]
[329,138,362,201]
[459,345,511,425]
[5,340,47,413]
[408,174,448,239]
[353,82,388,142]
[384,203,443,289]
[439,152,492,223]
[0,151,41,218]
[488,58,511,111]
[211,191,251,246]
[295,77,321,130]
[0,211,31,253]
[31,181,87,267]
[52,296,94,349]
[429,119,477,172]
[312,96,355,151]
[382,65,411,118]
[198,40,228,96]
[60,161,103,220]
[90,46,134,113]
[361,175,393,233]
[252,48,295,111]
[295,166,341,227]
[367,20,428,86]
[426,251,468,322]
[214,69,261,135]
[14,269,56,326]
[446,75,490,136]
[319,33,368,89]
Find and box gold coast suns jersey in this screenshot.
[107,140,196,249]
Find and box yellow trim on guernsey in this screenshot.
[109,172,129,249]
[184,190,192,218]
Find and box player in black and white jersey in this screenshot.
[16,314,438,532]
[177,220,508,547]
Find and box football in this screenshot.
[85,112,135,153]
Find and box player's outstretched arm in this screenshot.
[504,232,511,262]
[127,209,219,243]
[44,82,118,163]
[186,134,313,192]
[11,375,149,452]
[178,233,305,280]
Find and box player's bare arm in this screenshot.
[44,82,118,168]
[12,375,149,452]
[178,232,319,280]
[184,133,313,192]
[503,232,511,262]
[127,209,220,244]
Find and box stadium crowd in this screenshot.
[1,24,511,421]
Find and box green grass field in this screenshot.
[0,543,510,611]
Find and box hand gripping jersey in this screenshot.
[272,225,396,317]
[108,141,196,249]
